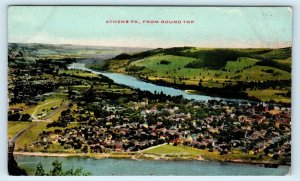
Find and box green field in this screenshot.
[274,58,292,66]
[15,122,48,150]
[71,85,92,91]
[93,84,136,94]
[144,144,204,157]
[101,48,291,85]
[128,56,290,88]
[21,94,67,119]
[144,144,269,162]
[89,47,291,102]
[15,122,79,151]
[34,100,63,116]
[62,69,99,78]
[48,102,70,121]
[246,89,290,103]
[8,121,33,140]
[131,54,196,72]
[224,57,260,72]
[260,47,291,60]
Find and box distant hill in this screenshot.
[8,43,150,63]
[97,47,291,71]
[88,46,291,103]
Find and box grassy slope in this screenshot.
[144,144,204,157]
[224,57,260,72]
[15,122,79,151]
[34,100,63,116]
[22,94,66,117]
[144,144,269,162]
[14,122,48,150]
[246,89,290,103]
[8,121,33,140]
[260,47,291,60]
[62,69,99,78]
[92,47,291,102]
[274,57,292,66]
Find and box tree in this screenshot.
[50,160,63,176]
[65,168,91,176]
[198,80,202,87]
[8,112,21,121]
[20,113,32,122]
[35,160,91,176]
[35,162,45,176]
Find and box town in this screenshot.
[8,56,291,165]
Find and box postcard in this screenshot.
[8,6,292,176]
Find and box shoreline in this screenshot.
[13,151,203,161]
[85,64,291,106]
[86,65,291,105]
[85,65,250,102]
[13,151,291,167]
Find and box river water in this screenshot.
[68,63,217,102]
[15,155,289,176]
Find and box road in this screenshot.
[31,100,61,120]
[8,121,39,145]
[9,101,69,151]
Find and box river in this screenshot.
[15,155,289,176]
[68,63,219,102]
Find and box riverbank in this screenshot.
[70,63,213,101]
[13,151,204,161]
[85,64,291,105]
[85,64,259,103]
[13,151,290,167]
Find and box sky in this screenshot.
[8,6,292,48]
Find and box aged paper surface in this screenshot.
[8,6,291,176]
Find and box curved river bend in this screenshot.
[68,63,242,102]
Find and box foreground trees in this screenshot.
[35,160,91,176]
